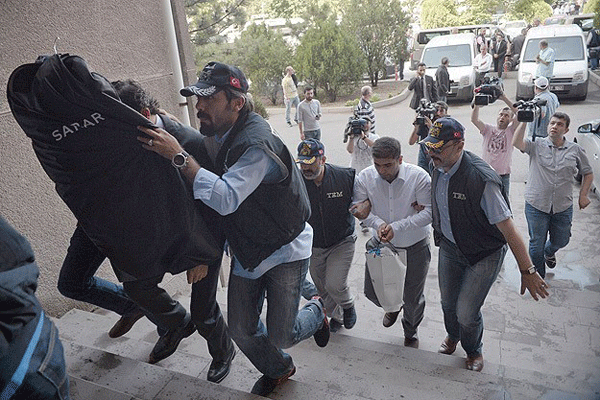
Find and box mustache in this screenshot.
[196,111,210,120]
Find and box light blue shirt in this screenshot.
[536,47,555,78]
[435,152,512,244]
[193,145,312,279]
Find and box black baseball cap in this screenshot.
[180,61,249,97]
[420,117,465,150]
[296,139,325,164]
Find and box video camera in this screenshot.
[474,76,503,106]
[343,117,369,143]
[513,98,547,122]
[415,99,437,126]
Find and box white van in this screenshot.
[516,25,588,101]
[420,33,477,101]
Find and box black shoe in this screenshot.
[148,316,196,364]
[207,348,236,383]
[108,311,144,338]
[312,296,330,347]
[343,305,357,329]
[329,319,343,333]
[545,254,557,269]
[382,310,400,328]
[250,366,296,396]
[404,336,419,349]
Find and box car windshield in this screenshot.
[422,44,472,67]
[522,37,584,62]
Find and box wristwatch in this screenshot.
[172,151,189,169]
[520,265,536,275]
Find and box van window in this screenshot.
[417,31,450,45]
[522,37,585,62]
[422,44,472,67]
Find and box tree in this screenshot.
[420,0,460,29]
[343,0,410,87]
[583,0,600,28]
[230,24,291,105]
[185,0,248,45]
[508,0,552,24]
[458,0,506,25]
[295,20,365,102]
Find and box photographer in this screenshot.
[409,100,448,174]
[346,116,379,174]
[471,91,520,197]
[526,77,559,140]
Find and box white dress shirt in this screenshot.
[353,163,432,248]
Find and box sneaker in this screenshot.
[545,254,557,269]
[343,305,357,329]
[312,296,330,347]
[250,366,296,396]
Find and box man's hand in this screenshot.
[187,264,209,284]
[579,194,591,209]
[350,199,371,220]
[137,126,184,160]
[520,272,549,301]
[411,201,425,212]
[377,223,394,242]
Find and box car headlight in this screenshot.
[460,75,470,86]
[519,72,532,85]
[573,70,585,82]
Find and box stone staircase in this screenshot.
[55,284,599,400]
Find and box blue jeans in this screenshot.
[285,96,299,123]
[417,145,432,176]
[438,238,506,357]
[500,174,510,208]
[303,129,321,141]
[57,225,141,317]
[227,258,325,378]
[524,202,573,278]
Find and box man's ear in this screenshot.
[233,97,245,112]
[141,107,151,118]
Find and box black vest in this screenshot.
[432,151,508,265]
[304,164,355,248]
[210,112,311,271]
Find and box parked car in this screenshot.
[420,33,477,101]
[544,15,567,25]
[575,119,600,195]
[500,20,527,41]
[563,13,595,32]
[410,27,452,70]
[516,25,588,101]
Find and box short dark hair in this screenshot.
[417,62,426,68]
[441,57,449,65]
[372,137,401,159]
[111,79,160,114]
[551,111,570,128]
[304,86,314,93]
[223,86,254,114]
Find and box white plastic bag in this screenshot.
[366,243,407,312]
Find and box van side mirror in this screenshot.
[577,123,593,133]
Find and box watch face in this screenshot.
[174,154,186,167]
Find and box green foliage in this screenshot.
[185,0,248,46]
[295,20,365,102]
[457,0,506,25]
[251,94,270,119]
[420,0,460,29]
[583,0,600,28]
[509,0,552,23]
[345,98,360,107]
[229,24,291,105]
[343,0,410,87]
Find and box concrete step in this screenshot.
[55,308,594,399]
[63,341,260,400]
[69,376,143,400]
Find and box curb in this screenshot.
[589,68,600,87]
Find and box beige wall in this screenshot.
[0,0,198,317]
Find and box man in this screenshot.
[535,39,555,79]
[476,28,488,53]
[511,28,528,66]
[532,18,541,28]
[297,86,322,140]
[470,91,519,197]
[282,66,300,127]
[491,32,508,78]
[513,112,594,278]
[352,137,432,349]
[586,27,600,70]
[408,63,438,110]
[1,217,70,400]
[409,100,449,174]
[137,61,329,397]
[347,116,379,174]
[435,57,450,103]
[473,45,493,86]
[420,117,549,373]
[526,76,559,140]
[354,85,376,134]
[297,139,358,332]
